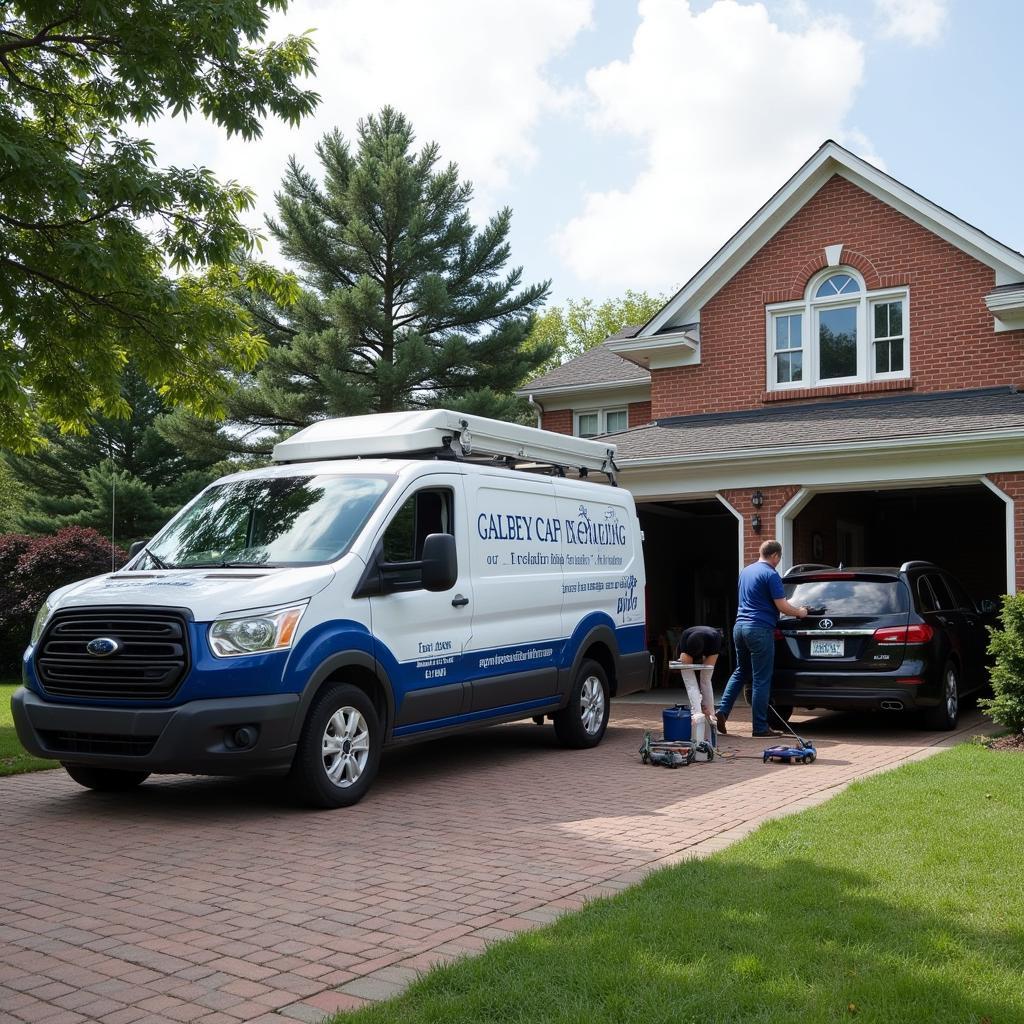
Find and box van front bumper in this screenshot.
[11,687,300,776]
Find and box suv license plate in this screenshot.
[811,639,844,657]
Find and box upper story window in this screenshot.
[766,269,909,391]
[575,407,628,438]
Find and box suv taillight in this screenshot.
[874,624,934,645]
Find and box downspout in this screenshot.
[527,394,544,429]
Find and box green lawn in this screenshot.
[337,744,1024,1024]
[0,682,58,776]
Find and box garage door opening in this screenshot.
[791,483,1006,605]
[638,499,739,689]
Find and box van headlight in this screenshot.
[31,597,54,646]
[209,604,306,658]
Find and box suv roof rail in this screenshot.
[784,563,835,576]
[899,560,937,572]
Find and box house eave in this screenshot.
[986,288,1024,331]
[606,333,700,371]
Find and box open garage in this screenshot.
[637,498,739,689]
[788,482,1007,607]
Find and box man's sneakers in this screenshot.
[752,728,784,738]
[715,712,728,735]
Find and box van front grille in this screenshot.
[36,608,191,700]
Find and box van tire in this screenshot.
[554,659,610,749]
[62,764,150,792]
[289,683,381,808]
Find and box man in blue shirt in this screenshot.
[716,539,808,737]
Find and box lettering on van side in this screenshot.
[476,505,627,547]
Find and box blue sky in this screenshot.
[151,0,1024,309]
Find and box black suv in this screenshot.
[770,561,995,730]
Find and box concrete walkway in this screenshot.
[0,703,988,1023]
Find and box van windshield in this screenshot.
[146,475,392,568]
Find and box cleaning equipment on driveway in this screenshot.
[662,704,692,741]
[762,704,816,765]
[639,731,715,767]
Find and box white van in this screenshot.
[12,411,651,807]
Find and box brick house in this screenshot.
[519,141,1024,684]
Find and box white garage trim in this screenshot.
[776,489,815,574]
[980,476,1016,595]
[716,492,746,576]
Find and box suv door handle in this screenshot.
[451,594,469,608]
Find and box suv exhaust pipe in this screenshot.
[880,700,904,711]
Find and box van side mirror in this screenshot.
[128,540,148,559]
[421,533,457,592]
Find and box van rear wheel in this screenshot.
[554,659,610,749]
[289,683,381,808]
[62,764,150,792]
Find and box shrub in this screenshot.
[0,527,127,674]
[978,593,1024,735]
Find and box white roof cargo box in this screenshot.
[272,410,618,480]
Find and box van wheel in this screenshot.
[289,683,381,808]
[554,659,610,749]
[62,764,150,792]
[923,661,960,731]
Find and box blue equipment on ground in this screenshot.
[762,704,816,765]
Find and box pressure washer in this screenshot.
[761,704,817,765]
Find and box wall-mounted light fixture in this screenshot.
[751,489,764,508]
[751,513,762,533]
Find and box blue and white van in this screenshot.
[12,411,651,807]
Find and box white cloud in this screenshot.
[874,0,948,46]
[554,0,874,295]
[145,0,592,241]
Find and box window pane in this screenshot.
[605,410,628,433]
[776,351,803,383]
[578,413,599,437]
[775,313,802,351]
[815,273,859,298]
[873,300,903,339]
[874,302,889,338]
[818,306,858,379]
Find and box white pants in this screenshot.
[681,666,715,745]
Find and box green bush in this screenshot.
[979,593,1024,735]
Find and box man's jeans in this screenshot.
[717,623,776,734]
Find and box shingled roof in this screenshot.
[519,339,650,393]
[604,386,1024,462]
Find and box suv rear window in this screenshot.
[784,579,910,615]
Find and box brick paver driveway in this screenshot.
[1,701,986,1023]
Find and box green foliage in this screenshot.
[0,462,28,532]
[979,593,1024,734]
[5,369,224,543]
[0,1,317,450]
[525,290,666,375]
[168,107,554,457]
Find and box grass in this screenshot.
[336,744,1024,1024]
[0,681,58,776]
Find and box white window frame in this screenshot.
[766,267,910,392]
[574,407,628,438]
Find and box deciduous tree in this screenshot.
[0,1,318,450]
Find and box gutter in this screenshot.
[527,394,544,429]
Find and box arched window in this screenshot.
[766,268,909,390]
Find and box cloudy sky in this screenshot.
[150,0,1023,308]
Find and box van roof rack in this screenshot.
[272,410,619,484]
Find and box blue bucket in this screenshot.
[662,704,692,741]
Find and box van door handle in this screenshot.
[451,594,469,608]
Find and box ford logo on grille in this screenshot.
[86,637,120,657]
[819,618,834,630]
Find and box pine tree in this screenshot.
[163,108,555,457]
[6,368,223,544]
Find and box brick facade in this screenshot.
[540,408,572,434]
[719,486,800,564]
[650,174,1024,420]
[628,400,652,427]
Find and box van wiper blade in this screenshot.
[180,560,279,569]
[145,548,175,570]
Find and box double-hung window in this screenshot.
[767,269,909,391]
[575,408,628,437]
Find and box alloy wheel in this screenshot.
[580,675,606,735]
[321,706,370,787]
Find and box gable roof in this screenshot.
[605,386,1024,464]
[519,340,649,394]
[642,140,1024,337]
